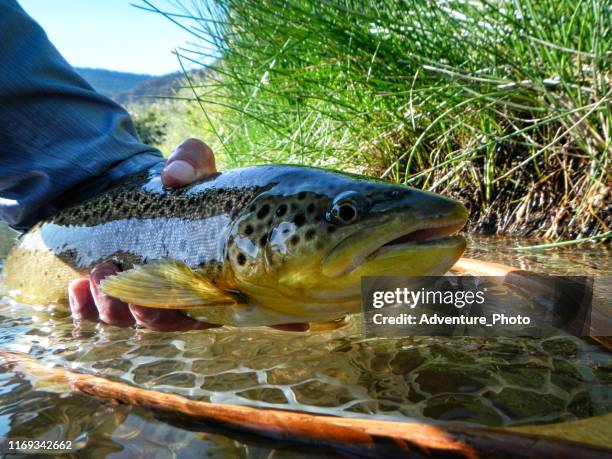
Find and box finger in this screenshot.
[161,138,217,187]
[128,304,220,332]
[89,263,136,327]
[269,323,310,332]
[68,278,99,321]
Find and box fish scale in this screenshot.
[2,163,468,326]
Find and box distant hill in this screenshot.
[115,71,187,105]
[74,67,200,105]
[75,68,153,98]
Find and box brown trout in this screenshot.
[1,164,468,326]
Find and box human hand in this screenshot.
[68,138,219,331]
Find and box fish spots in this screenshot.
[237,253,246,266]
[235,190,339,270]
[276,204,287,217]
[257,204,270,219]
[51,168,262,227]
[293,213,306,227]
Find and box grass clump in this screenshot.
[143,0,610,240]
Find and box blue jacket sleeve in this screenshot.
[0,0,164,231]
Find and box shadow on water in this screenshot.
[0,222,610,457]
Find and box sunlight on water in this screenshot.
[0,226,610,456]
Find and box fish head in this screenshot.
[224,167,468,319]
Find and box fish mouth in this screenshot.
[367,220,467,260]
[322,216,467,277]
[322,195,469,277]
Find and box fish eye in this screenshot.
[329,201,359,224]
[327,190,363,225]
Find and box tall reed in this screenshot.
[142,0,610,240]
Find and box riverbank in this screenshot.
[137,0,610,242]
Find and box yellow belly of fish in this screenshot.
[183,303,350,327]
[2,248,350,328]
[1,247,81,307]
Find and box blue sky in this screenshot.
[19,0,202,75]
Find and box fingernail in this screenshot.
[163,160,196,183]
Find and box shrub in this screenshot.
[131,105,168,148]
[145,0,610,240]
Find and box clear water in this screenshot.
[0,222,610,457]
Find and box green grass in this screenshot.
[140,0,610,241]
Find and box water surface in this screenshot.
[0,223,610,457]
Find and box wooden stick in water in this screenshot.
[2,258,611,457]
[2,349,611,459]
[453,258,612,351]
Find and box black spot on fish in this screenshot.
[260,234,268,246]
[237,253,246,265]
[315,214,323,222]
[276,204,287,217]
[307,203,315,213]
[298,191,306,200]
[250,204,256,212]
[225,200,233,212]
[245,225,254,235]
[257,204,270,219]
[305,229,316,241]
[294,213,306,227]
[282,228,290,235]
[290,235,300,245]
[267,219,273,227]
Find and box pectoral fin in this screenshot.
[100,259,238,308]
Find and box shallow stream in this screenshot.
[0,223,610,457]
